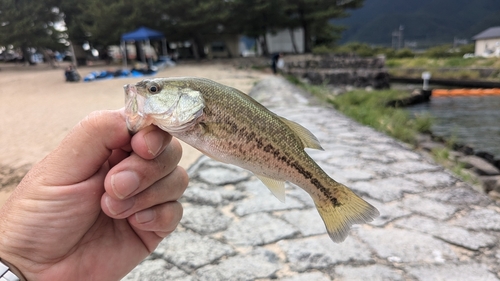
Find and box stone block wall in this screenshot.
[284,54,390,89]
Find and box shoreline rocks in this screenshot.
[386,89,432,107]
[416,133,500,199]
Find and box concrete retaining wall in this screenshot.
[284,54,390,89]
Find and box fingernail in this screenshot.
[111,171,140,199]
[105,196,135,216]
[156,231,170,238]
[144,130,164,157]
[135,209,155,224]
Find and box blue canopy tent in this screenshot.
[120,26,167,68]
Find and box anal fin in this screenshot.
[256,175,286,203]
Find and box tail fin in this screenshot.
[314,183,379,243]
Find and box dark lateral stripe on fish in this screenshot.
[244,128,342,208]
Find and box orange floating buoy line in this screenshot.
[432,88,500,97]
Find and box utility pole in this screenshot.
[398,25,404,49]
[392,25,404,50]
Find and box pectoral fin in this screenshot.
[256,175,286,202]
[279,117,324,150]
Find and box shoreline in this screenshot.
[416,132,500,200]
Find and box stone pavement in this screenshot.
[122,76,500,281]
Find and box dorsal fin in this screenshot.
[255,174,286,202]
[279,117,324,150]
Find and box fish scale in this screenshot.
[124,77,379,243]
[192,83,305,176]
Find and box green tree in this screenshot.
[71,0,232,59]
[56,0,363,60]
[58,0,168,63]
[286,0,364,53]
[76,0,165,47]
[159,0,232,59]
[56,0,90,46]
[230,0,287,56]
[0,0,64,63]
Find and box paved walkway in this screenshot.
[123,76,500,281]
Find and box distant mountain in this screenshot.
[333,0,500,47]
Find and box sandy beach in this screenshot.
[0,61,268,206]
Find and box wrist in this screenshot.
[0,258,27,281]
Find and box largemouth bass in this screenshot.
[124,77,379,242]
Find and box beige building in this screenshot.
[206,34,241,59]
[472,26,500,57]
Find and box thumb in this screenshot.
[34,109,131,186]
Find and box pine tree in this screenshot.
[0,0,64,63]
[286,0,364,52]
[159,0,232,59]
[229,0,288,56]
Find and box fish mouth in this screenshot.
[124,84,150,133]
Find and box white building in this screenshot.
[257,28,305,54]
[472,26,500,57]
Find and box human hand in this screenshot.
[0,109,188,280]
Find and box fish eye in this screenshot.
[148,83,160,94]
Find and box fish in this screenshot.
[124,77,379,242]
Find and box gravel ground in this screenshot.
[122,76,500,281]
[1,63,499,280]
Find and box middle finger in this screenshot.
[102,166,188,219]
[104,138,183,200]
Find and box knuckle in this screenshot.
[81,111,106,131]
[175,166,189,189]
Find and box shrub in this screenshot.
[312,45,336,54]
[394,48,415,58]
[334,42,375,57]
[424,44,460,58]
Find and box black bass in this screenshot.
[124,77,379,242]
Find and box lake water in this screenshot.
[407,95,500,157]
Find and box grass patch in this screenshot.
[285,74,333,102]
[431,147,479,185]
[285,75,432,143]
[430,131,480,186]
[329,90,432,144]
[251,65,268,71]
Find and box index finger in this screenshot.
[35,109,131,186]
